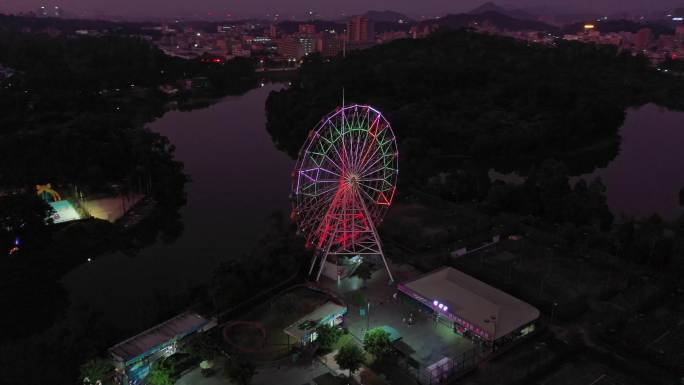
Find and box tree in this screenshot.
[147,359,177,385]
[80,358,112,385]
[225,356,257,385]
[334,342,365,378]
[363,328,392,360]
[0,193,53,253]
[315,324,342,352]
[184,332,222,361]
[184,332,222,376]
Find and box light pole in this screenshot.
[550,302,558,324]
[366,302,370,331]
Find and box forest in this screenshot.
[0,22,257,383]
[0,27,255,190]
[266,29,684,275]
[266,29,684,179]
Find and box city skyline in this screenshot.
[2,0,684,20]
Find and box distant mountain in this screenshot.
[468,2,537,21]
[420,11,556,32]
[468,2,508,15]
[362,10,414,23]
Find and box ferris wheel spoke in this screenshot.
[351,110,370,170]
[313,184,343,198]
[328,132,348,172]
[357,185,385,210]
[358,156,384,178]
[356,138,385,175]
[357,181,386,195]
[358,177,388,183]
[352,114,377,172]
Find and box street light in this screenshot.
[366,302,371,331]
[551,302,558,324]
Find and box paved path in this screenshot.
[176,357,331,385]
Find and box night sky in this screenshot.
[0,0,680,19]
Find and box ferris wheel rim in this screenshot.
[290,104,399,241]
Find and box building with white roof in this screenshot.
[397,267,539,343]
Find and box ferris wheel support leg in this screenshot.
[356,189,395,283]
[308,253,319,276]
[315,238,335,281]
[376,245,394,283]
[315,253,328,282]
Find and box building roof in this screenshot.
[109,311,210,363]
[284,302,347,339]
[400,267,539,340]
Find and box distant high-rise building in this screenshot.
[278,36,316,59]
[634,28,653,50]
[268,24,278,38]
[676,26,684,43]
[317,31,343,57]
[278,38,304,59]
[298,24,316,35]
[299,37,315,56]
[346,16,375,42]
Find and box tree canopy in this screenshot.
[266,30,684,183]
[315,324,343,352]
[363,328,393,359]
[147,359,178,385]
[334,342,365,377]
[79,358,112,385]
[224,356,257,385]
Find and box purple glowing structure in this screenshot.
[291,105,399,282]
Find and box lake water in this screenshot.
[63,96,684,331]
[579,104,684,220]
[63,84,294,330]
[491,103,684,220]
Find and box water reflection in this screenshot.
[63,84,293,330]
[579,104,684,220]
[491,104,684,220]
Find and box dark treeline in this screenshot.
[266,30,684,180]
[0,20,258,383]
[0,14,155,35]
[0,27,255,189]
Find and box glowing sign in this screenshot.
[673,17,683,21]
[584,24,595,29]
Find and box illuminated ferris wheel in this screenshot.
[291,105,398,282]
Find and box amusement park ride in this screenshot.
[291,105,398,282]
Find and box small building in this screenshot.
[48,200,82,224]
[397,267,538,344]
[284,302,347,346]
[109,311,214,385]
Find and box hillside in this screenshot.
[468,2,537,20]
[362,10,414,23]
[419,11,556,32]
[265,30,684,180]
